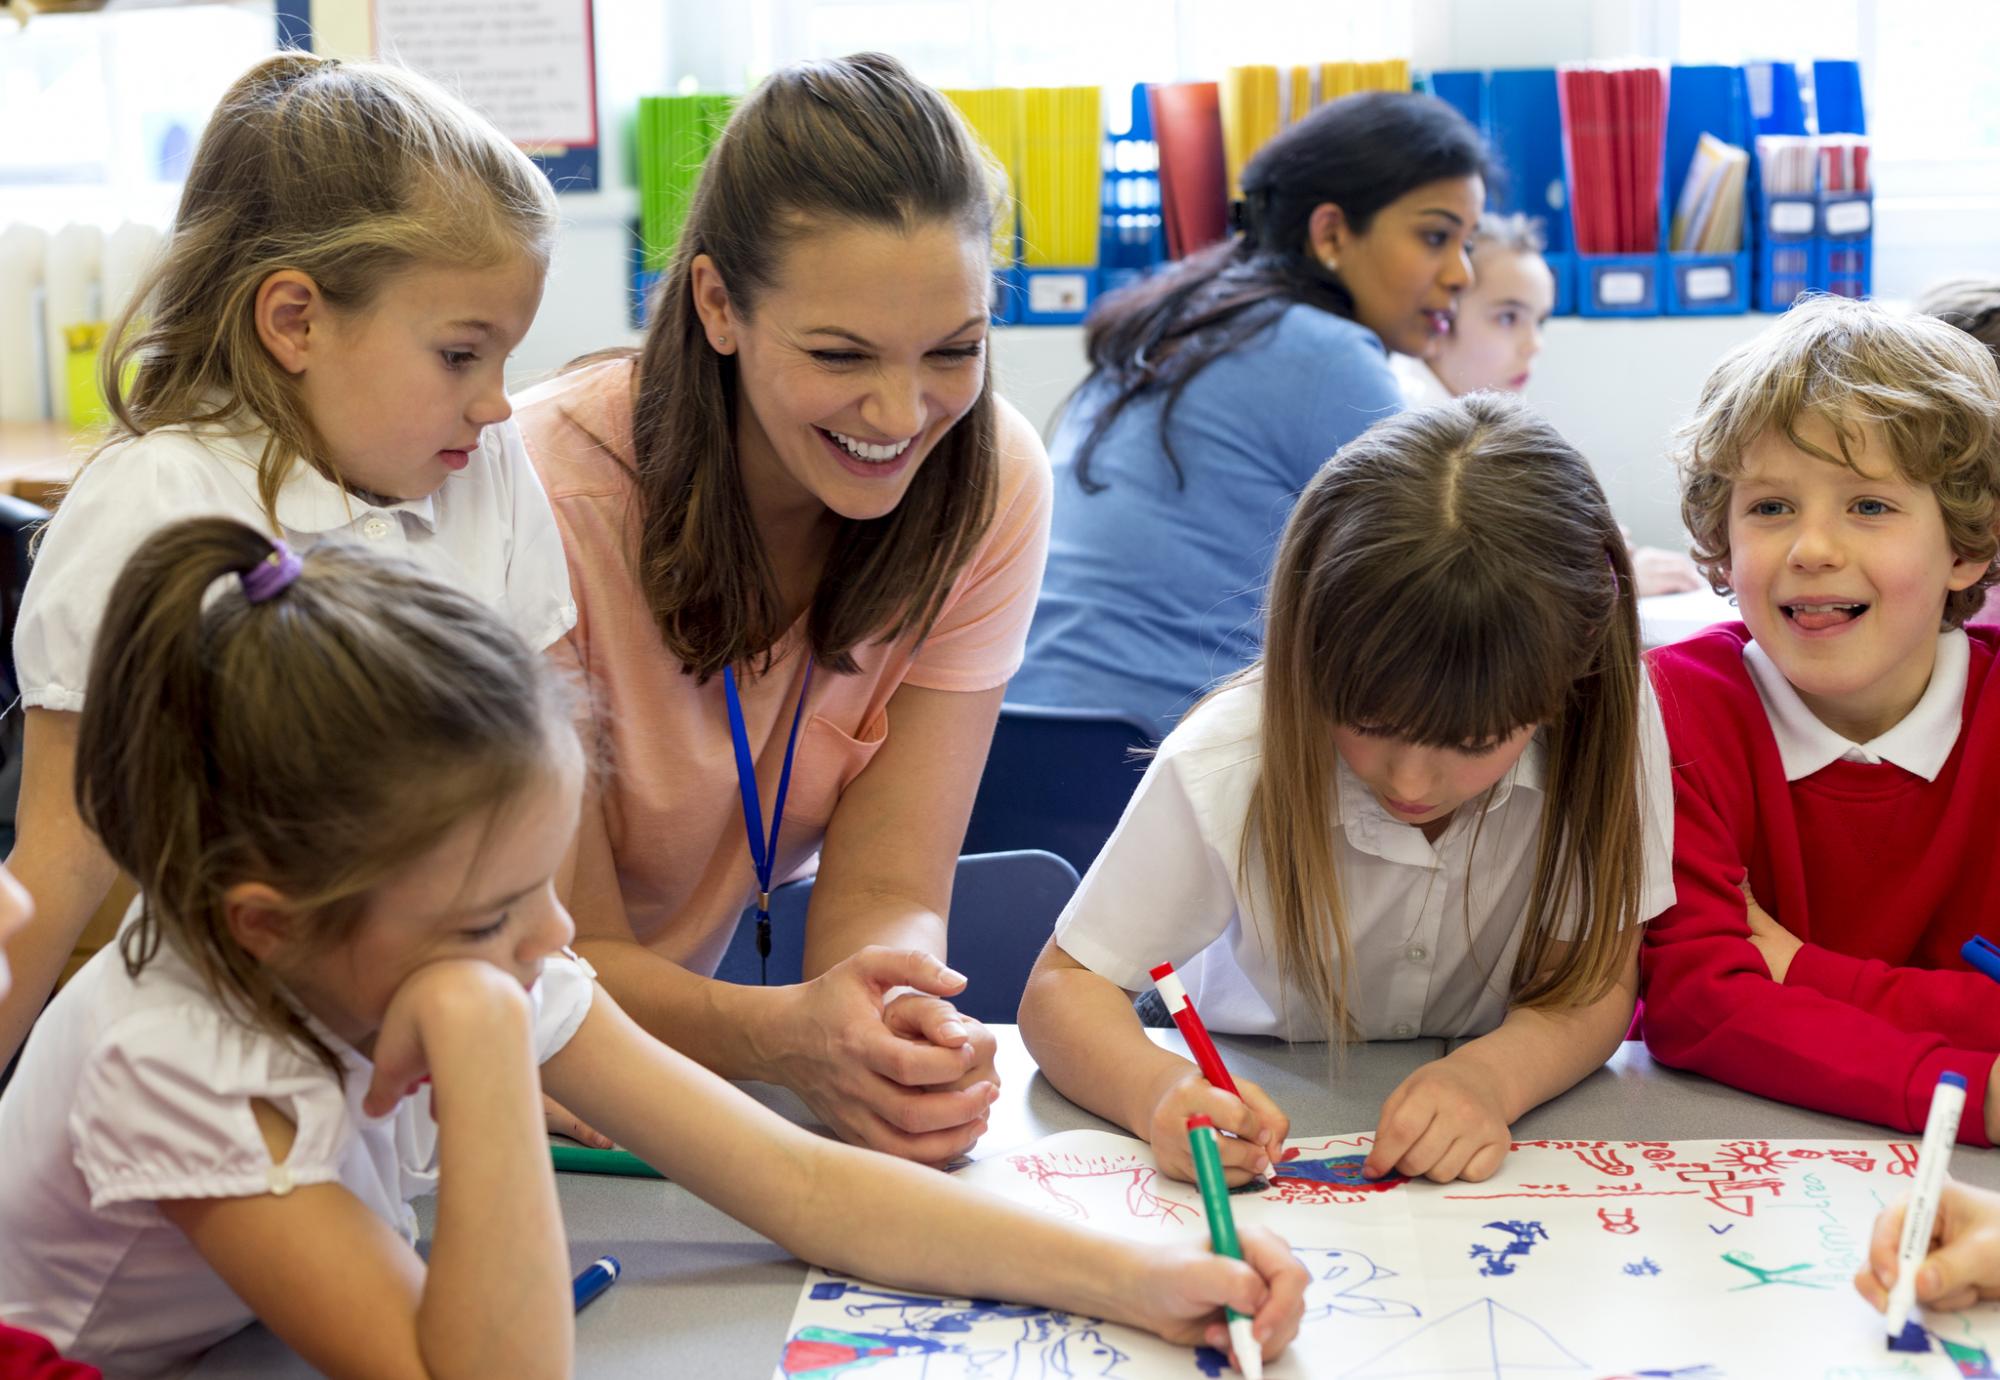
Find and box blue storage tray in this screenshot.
[1577,254,1662,317]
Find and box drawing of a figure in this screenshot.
[1718,1250,1837,1291]
[791,1277,1133,1378]
[1343,1297,1588,1377]
[1470,1221,1549,1277]
[781,1325,947,1377]
[1005,1152,1199,1226]
[1297,1247,1420,1322]
[1940,1334,1999,1379]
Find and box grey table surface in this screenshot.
[193,1029,1999,1377]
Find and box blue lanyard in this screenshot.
[723,658,814,983]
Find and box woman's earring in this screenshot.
[1320,255,1339,273]
[714,335,729,350]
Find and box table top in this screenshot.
[192,1029,1996,1377]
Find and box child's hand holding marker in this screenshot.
[1146,1066,1289,1187]
[1857,1181,2000,1316]
[1365,1053,1513,1183]
[1148,962,1290,1186]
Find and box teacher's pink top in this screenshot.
[515,359,1052,971]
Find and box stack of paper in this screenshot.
[1669,131,1750,253]
[1148,82,1229,259]
[1220,66,1280,200]
[635,94,736,272]
[1018,87,1102,268]
[942,87,1025,268]
[1558,65,1668,254]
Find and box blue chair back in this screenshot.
[961,703,1154,874]
[715,849,1081,1023]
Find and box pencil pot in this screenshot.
[1812,194,1872,299]
[1755,195,1814,312]
[1014,265,1100,326]
[1544,250,1576,317]
[1664,250,1751,315]
[1576,253,1662,318]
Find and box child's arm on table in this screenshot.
[0,711,123,1067]
[545,986,1310,1368]
[1856,1181,2000,1314]
[1742,894,2000,1050]
[1018,938,1286,1187]
[1646,766,2000,1144]
[1366,931,1639,1183]
[158,961,571,1380]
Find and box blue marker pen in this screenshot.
[573,1255,621,1313]
[1961,936,2000,985]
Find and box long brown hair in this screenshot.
[626,52,1003,680]
[1244,393,1646,1041]
[98,53,557,521]
[74,518,570,1076]
[1072,92,1489,492]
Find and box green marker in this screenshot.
[1187,1114,1263,1380]
[550,1142,665,1180]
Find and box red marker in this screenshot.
[1149,961,1240,1097]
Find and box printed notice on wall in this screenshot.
[373,0,597,149]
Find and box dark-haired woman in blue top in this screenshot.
[1012,92,1493,733]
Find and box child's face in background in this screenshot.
[276,737,584,1052]
[0,864,29,1001]
[1329,722,1538,831]
[1726,416,1988,742]
[703,218,991,527]
[295,254,545,503]
[1326,176,1484,358]
[1428,248,1555,395]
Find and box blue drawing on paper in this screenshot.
[1469,1220,1549,1277]
[1342,1296,1588,1378]
[785,1278,1132,1377]
[1298,1246,1420,1322]
[1623,1258,1662,1277]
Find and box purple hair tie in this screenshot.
[240,541,302,604]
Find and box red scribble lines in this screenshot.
[1005,1152,1199,1226]
[1445,1188,1700,1202]
[1597,1207,1639,1234]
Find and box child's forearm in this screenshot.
[0,709,121,1067]
[1018,953,1194,1138]
[790,1136,1150,1323]
[1448,966,1636,1123]
[420,988,572,1380]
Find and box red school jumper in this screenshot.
[1641,622,2000,1145]
[0,1325,99,1380]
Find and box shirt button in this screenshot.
[1391,1022,1415,1039]
[363,517,392,541]
[266,1163,295,1196]
[1406,945,1429,963]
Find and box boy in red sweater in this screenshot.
[1643,295,2000,1145]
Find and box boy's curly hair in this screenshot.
[1675,294,2000,628]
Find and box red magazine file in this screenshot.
[1148,81,1230,259]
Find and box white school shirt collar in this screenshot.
[1332,732,1547,868]
[1742,629,1968,782]
[201,421,441,534]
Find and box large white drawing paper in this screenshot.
[776,1129,2000,1378]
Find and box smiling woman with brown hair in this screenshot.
[515,52,1051,1165]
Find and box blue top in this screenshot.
[1011,303,1403,734]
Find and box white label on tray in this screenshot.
[1684,266,1733,301]
[1823,200,1872,235]
[1027,274,1090,314]
[1768,201,1815,235]
[1597,270,1646,306]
